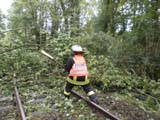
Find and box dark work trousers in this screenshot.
[64,81,98,104]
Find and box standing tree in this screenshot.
[8,0,49,49]
[0,9,5,39]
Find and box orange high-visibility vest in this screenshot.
[69,55,88,76]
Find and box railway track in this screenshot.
[1,77,158,120]
[1,78,158,120]
[11,82,119,120]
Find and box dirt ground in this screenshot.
[98,93,160,120]
[1,91,160,120]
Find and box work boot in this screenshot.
[89,95,99,104]
[64,94,70,99]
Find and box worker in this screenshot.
[64,45,98,104]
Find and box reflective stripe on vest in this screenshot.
[69,55,88,76]
[67,77,89,85]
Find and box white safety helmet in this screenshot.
[71,45,83,52]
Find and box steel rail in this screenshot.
[14,86,26,120]
[71,91,120,120]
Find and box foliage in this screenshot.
[95,0,160,80]
[87,54,160,112]
[0,9,5,38]
[80,32,115,55]
[0,0,160,117]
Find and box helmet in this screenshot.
[71,45,83,52]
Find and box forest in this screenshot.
[0,0,160,120]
